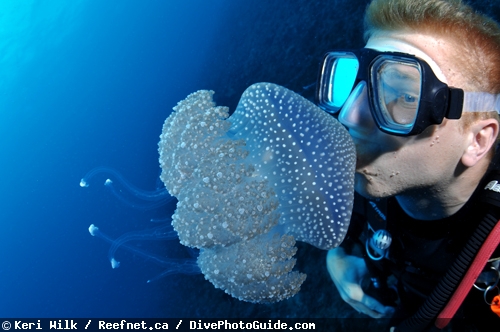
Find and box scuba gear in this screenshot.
[491,294,500,317]
[433,214,500,329]
[358,171,500,331]
[315,48,500,136]
[366,229,392,261]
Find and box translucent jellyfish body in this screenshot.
[158,83,355,303]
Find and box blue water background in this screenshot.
[0,0,234,318]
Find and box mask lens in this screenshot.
[372,57,422,134]
[319,53,359,113]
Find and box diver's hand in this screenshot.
[326,247,395,318]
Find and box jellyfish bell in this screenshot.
[228,83,356,249]
[158,82,356,303]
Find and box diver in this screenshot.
[319,0,500,330]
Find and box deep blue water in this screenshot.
[0,0,236,318]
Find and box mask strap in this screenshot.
[462,92,500,114]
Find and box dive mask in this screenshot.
[316,48,500,136]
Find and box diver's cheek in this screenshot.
[350,132,403,171]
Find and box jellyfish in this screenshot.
[86,83,355,303]
[81,166,174,210]
[158,82,356,303]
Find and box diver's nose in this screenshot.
[338,81,377,133]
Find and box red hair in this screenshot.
[364,0,500,94]
[364,0,500,154]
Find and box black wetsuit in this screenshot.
[343,176,500,331]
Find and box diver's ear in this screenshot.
[461,118,499,167]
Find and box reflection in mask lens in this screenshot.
[330,57,359,110]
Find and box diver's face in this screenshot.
[341,32,468,199]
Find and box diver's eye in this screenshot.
[404,94,417,103]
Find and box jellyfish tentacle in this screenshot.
[88,223,199,278]
[81,166,175,210]
[149,216,172,223]
[146,259,201,283]
[90,223,175,268]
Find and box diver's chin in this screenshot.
[354,173,385,200]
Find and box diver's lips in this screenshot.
[350,135,379,155]
[358,169,379,177]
